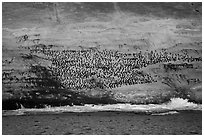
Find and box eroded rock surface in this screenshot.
[2,2,202,109]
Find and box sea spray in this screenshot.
[2,98,201,116]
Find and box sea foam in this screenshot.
[2,98,201,116]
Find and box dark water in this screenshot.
[2,110,202,135]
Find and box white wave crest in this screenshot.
[151,111,179,115]
[2,98,201,116]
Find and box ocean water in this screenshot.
[2,98,201,116]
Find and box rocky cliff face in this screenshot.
[2,2,202,109]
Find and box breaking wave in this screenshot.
[2,98,201,116]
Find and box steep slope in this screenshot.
[2,2,202,109]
